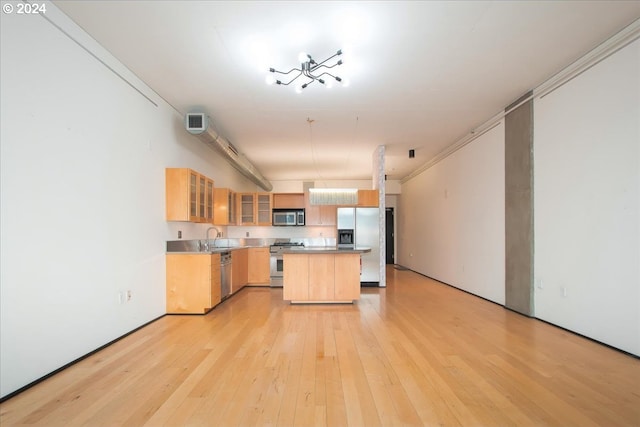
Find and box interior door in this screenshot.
[385,208,395,264]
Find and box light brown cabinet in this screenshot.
[238,192,272,225]
[166,168,214,223]
[334,253,361,301]
[283,252,360,303]
[273,193,305,209]
[204,177,214,222]
[283,254,309,301]
[239,193,255,225]
[166,253,221,314]
[308,254,335,300]
[304,192,336,226]
[213,188,237,225]
[231,248,248,293]
[247,247,270,285]
[256,193,272,225]
[357,189,379,207]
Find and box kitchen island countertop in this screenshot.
[281,246,371,254]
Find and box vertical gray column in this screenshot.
[505,93,534,316]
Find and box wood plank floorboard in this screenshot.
[1,266,639,426]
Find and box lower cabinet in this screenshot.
[166,253,221,314]
[231,248,248,293]
[283,253,360,303]
[247,247,270,285]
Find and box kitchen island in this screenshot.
[282,247,371,304]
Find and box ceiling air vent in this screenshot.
[185,112,208,135]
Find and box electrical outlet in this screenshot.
[126,290,132,301]
[178,230,182,239]
[246,231,250,237]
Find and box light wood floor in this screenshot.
[1,266,639,426]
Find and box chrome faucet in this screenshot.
[205,226,221,251]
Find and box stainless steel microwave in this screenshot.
[272,209,305,226]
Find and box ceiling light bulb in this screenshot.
[326,80,333,88]
[295,85,303,94]
[342,78,351,87]
[265,75,276,85]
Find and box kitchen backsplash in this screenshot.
[226,225,336,240]
[166,221,336,244]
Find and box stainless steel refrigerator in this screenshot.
[337,207,380,285]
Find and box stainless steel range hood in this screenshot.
[185,112,272,191]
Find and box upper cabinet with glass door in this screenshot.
[165,168,214,223]
[237,192,272,225]
[256,193,272,225]
[239,193,255,225]
[213,188,237,225]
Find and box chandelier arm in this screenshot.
[309,62,341,74]
[278,72,305,86]
[313,51,341,68]
[272,67,302,75]
[317,72,341,80]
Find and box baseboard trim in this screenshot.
[0,314,166,403]
[401,267,639,360]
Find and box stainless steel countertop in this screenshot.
[165,247,251,255]
[166,238,267,254]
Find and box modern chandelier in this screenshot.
[266,49,348,92]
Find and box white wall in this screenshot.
[398,123,506,304]
[534,39,639,355]
[0,4,256,398]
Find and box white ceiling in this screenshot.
[53,1,640,183]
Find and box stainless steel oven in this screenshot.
[269,240,304,287]
[269,253,284,287]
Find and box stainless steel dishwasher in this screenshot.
[220,252,232,300]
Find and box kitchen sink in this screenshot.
[208,247,233,252]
